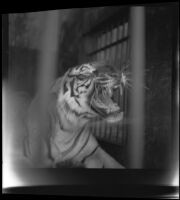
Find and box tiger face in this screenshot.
[58,62,128,127]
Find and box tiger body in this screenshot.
[26,62,129,168]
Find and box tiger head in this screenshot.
[57,62,129,129]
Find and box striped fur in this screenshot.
[26,62,128,168]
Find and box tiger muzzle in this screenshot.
[90,74,123,121]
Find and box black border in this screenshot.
[2,1,179,198]
[3,185,179,197]
[2,168,179,197]
[0,1,179,14]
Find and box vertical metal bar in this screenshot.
[120,23,125,66]
[102,32,106,49]
[108,46,111,64]
[113,34,119,143]
[118,43,122,66]
[128,6,145,168]
[122,39,127,140]
[116,30,122,143]
[124,22,128,37]
[37,11,60,97]
[32,10,61,166]
[107,29,111,46]
[118,17,125,141]
[97,35,101,50]
[122,37,130,156]
[118,24,123,41]
[124,41,127,63]
[112,46,116,64]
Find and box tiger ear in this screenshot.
[66,67,76,76]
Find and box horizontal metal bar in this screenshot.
[88,36,129,56]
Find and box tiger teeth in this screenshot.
[106,112,124,123]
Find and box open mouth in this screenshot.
[90,81,124,123]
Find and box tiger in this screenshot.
[25,62,129,168]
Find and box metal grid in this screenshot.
[88,17,130,145]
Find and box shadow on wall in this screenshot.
[57,9,85,76]
[144,6,173,169]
